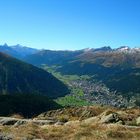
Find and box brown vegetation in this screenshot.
[0,106,140,140]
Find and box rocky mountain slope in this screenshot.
[0,106,140,140]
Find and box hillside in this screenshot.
[0,106,140,140]
[0,52,69,98]
[24,47,140,107]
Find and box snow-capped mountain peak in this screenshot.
[116,46,130,52]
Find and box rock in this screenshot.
[0,117,5,121]
[136,116,140,125]
[32,120,56,125]
[0,118,19,125]
[14,119,30,127]
[82,117,97,125]
[33,139,45,140]
[100,113,120,124]
[116,120,125,125]
[0,133,13,140]
[0,117,57,126]
[40,125,50,129]
[64,120,80,126]
[54,121,65,125]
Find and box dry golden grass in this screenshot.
[1,121,140,140]
[38,105,109,121]
[0,107,140,140]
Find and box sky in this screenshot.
[0,0,140,50]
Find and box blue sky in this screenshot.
[0,0,140,50]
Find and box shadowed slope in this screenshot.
[0,52,69,98]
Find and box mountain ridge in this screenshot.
[0,44,38,59]
[24,46,140,68]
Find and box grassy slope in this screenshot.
[1,107,140,140]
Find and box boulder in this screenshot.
[81,117,97,125]
[14,119,30,127]
[0,133,13,140]
[64,120,80,126]
[33,139,45,140]
[116,120,124,125]
[0,118,19,125]
[100,113,120,124]
[54,121,65,125]
[136,116,140,125]
[32,120,56,125]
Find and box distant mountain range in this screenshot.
[0,43,38,59]
[24,46,140,68]
[1,44,140,66]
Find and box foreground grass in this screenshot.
[1,106,140,140]
[1,122,140,140]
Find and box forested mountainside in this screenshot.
[0,52,69,98]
